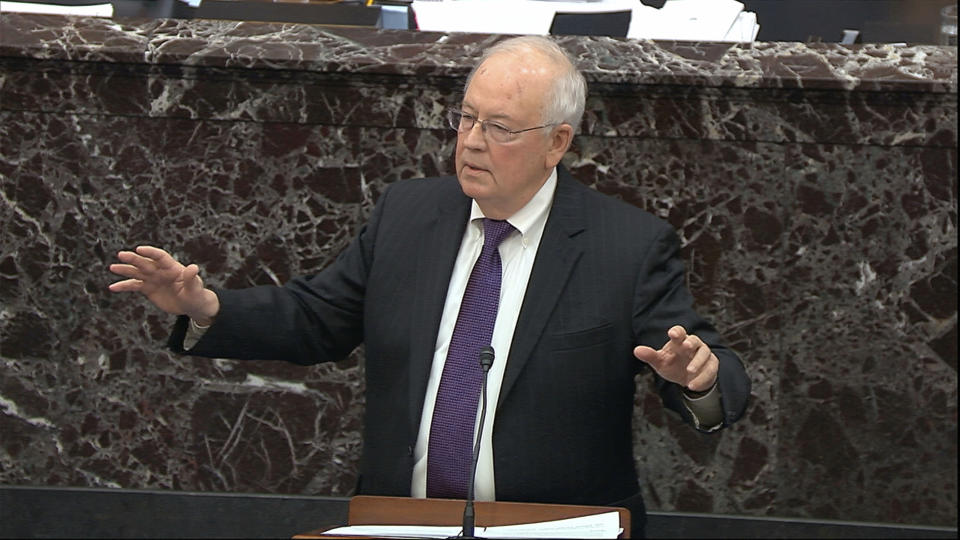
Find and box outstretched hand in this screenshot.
[108,245,219,324]
[634,325,718,392]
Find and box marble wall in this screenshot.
[1,13,956,527]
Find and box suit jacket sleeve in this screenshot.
[167,181,394,364]
[632,224,750,429]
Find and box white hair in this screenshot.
[465,36,587,132]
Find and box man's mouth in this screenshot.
[463,161,488,173]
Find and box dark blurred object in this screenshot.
[196,0,381,26]
[742,0,947,44]
[939,3,957,45]
[549,10,631,37]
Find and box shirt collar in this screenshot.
[468,167,558,238]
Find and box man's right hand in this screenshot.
[108,245,220,325]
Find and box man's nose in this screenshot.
[462,121,487,149]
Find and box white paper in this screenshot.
[630,0,744,41]
[0,1,113,17]
[322,524,461,539]
[482,511,623,538]
[721,10,759,43]
[412,0,638,36]
[413,0,757,42]
[626,3,673,40]
[323,510,622,539]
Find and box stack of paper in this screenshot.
[631,0,758,41]
[0,0,759,42]
[411,0,759,42]
[0,1,113,16]
[323,510,623,539]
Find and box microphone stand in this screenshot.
[461,346,495,539]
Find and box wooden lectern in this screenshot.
[295,495,630,538]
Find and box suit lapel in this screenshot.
[407,181,472,430]
[498,168,586,409]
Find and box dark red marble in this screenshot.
[1,12,956,528]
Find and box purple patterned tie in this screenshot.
[427,218,514,498]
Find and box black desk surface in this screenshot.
[741,0,950,44]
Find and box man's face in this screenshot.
[455,51,563,219]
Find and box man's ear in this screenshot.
[545,123,575,168]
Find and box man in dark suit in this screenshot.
[110,36,750,537]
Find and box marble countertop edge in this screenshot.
[0,13,956,94]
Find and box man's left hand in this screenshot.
[634,325,718,392]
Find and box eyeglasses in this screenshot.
[447,109,556,144]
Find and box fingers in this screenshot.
[115,246,175,269]
[667,325,688,347]
[182,263,199,280]
[114,247,160,275]
[181,263,204,292]
[633,345,658,364]
[668,326,703,366]
[107,278,144,293]
[132,245,167,259]
[636,325,719,390]
[681,333,707,372]
[686,350,719,392]
[109,246,184,294]
[687,353,720,392]
[112,246,184,278]
[675,330,719,391]
[108,262,140,279]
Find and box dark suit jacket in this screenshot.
[172,166,750,535]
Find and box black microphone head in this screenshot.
[478,346,495,370]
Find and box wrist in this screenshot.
[189,289,220,325]
[683,379,718,399]
[192,317,214,327]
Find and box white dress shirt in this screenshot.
[410,169,558,501]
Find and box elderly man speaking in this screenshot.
[110,35,751,538]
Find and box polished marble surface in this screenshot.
[1,13,956,527]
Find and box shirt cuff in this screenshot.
[681,382,723,432]
[182,318,211,351]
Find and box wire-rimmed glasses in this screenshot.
[447,109,556,144]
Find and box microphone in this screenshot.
[462,345,495,539]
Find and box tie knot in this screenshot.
[482,218,514,249]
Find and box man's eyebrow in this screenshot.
[459,104,513,122]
